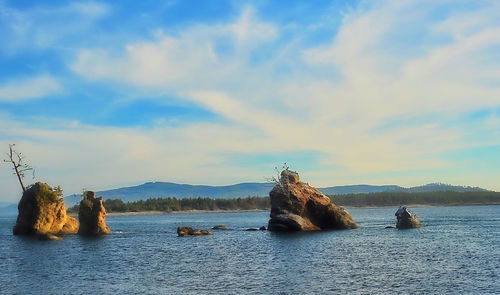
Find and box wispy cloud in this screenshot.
[72,6,277,90]
[0,75,61,101]
[1,1,499,201]
[70,1,500,176]
[0,1,110,52]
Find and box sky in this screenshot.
[0,0,499,202]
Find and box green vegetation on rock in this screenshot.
[13,182,79,236]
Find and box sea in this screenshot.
[0,205,498,295]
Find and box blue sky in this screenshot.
[0,0,499,202]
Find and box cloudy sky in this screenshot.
[0,0,499,202]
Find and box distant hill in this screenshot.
[404,183,488,193]
[0,204,17,216]
[320,184,403,195]
[63,181,490,207]
[64,182,276,206]
[0,201,14,208]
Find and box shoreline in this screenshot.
[68,209,269,217]
[65,203,500,217]
[108,209,269,216]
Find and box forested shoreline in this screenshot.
[69,196,270,213]
[67,191,500,213]
[330,191,500,207]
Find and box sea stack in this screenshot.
[268,170,358,231]
[78,191,111,235]
[395,206,422,229]
[13,182,79,236]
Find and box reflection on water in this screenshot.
[0,206,498,294]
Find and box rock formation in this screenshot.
[13,182,79,236]
[268,170,358,231]
[177,226,211,236]
[395,206,422,229]
[78,191,111,235]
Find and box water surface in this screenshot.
[1,206,498,294]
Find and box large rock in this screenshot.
[13,182,79,236]
[78,191,111,235]
[395,207,422,229]
[268,170,358,231]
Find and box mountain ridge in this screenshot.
[62,181,489,207]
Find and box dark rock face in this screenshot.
[395,207,422,229]
[13,182,79,236]
[268,170,358,232]
[78,191,111,235]
[177,227,211,236]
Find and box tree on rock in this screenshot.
[5,144,79,237]
[4,144,34,192]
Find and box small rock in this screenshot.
[212,225,228,230]
[259,226,266,230]
[385,226,395,229]
[395,207,422,229]
[280,169,300,184]
[177,226,211,237]
[246,228,258,231]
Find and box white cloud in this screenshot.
[72,7,277,91]
[0,75,61,101]
[67,2,110,18]
[69,2,500,176]
[0,1,110,52]
[4,1,500,201]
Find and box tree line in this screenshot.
[329,191,500,207]
[69,196,271,213]
[67,191,500,213]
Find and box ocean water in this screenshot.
[0,206,498,295]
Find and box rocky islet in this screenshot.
[268,170,358,231]
[13,183,111,239]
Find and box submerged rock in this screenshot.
[259,226,266,230]
[177,226,211,237]
[38,233,63,241]
[212,225,228,230]
[78,191,111,235]
[395,207,422,229]
[13,182,79,236]
[268,170,358,232]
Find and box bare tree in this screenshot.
[4,144,34,192]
